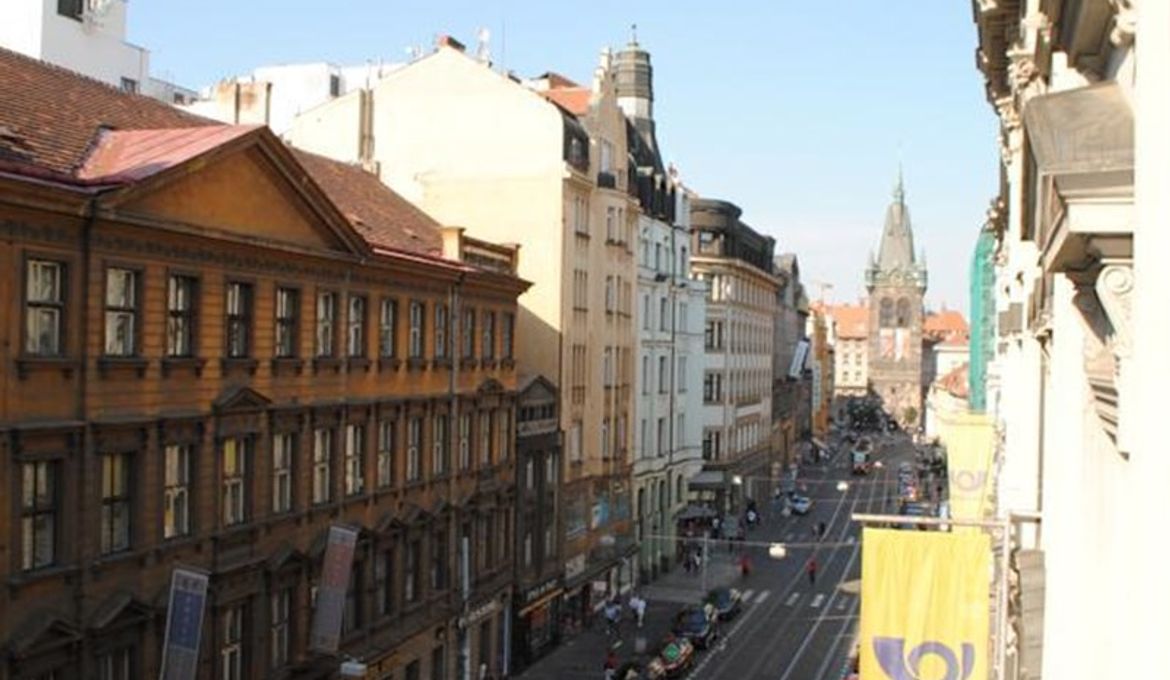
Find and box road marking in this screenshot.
[846,535,856,544]
[836,597,848,611]
[755,590,771,604]
[741,589,755,602]
[785,592,801,606]
[784,532,795,541]
[810,594,825,608]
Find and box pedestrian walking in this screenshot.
[817,521,827,540]
[604,599,621,637]
[807,557,818,586]
[604,649,619,680]
[629,594,647,628]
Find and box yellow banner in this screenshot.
[859,528,990,680]
[939,412,996,527]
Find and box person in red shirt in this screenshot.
[807,557,818,586]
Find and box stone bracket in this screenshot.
[1068,261,1132,456]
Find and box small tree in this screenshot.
[903,406,919,425]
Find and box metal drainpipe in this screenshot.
[75,196,97,678]
[449,272,468,680]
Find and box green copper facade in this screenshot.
[968,228,996,412]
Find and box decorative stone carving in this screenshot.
[1068,262,1133,455]
[1109,0,1136,48]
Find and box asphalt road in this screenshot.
[681,432,917,680]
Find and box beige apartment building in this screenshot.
[286,39,639,625]
[826,303,869,397]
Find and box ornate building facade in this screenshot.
[864,174,928,426]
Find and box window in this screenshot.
[20,461,56,570]
[329,73,341,97]
[104,268,138,356]
[432,645,446,680]
[482,311,495,360]
[677,414,686,446]
[679,302,688,330]
[479,621,492,676]
[377,419,396,487]
[222,282,252,358]
[431,529,447,590]
[642,355,650,394]
[313,428,333,504]
[222,438,248,525]
[25,259,65,356]
[678,356,688,392]
[375,550,393,616]
[100,452,131,554]
[221,605,245,680]
[405,540,420,603]
[605,206,616,241]
[525,459,535,490]
[880,298,894,327]
[572,270,588,310]
[479,412,492,466]
[640,419,649,458]
[524,531,533,567]
[406,661,421,680]
[502,313,514,359]
[641,294,651,330]
[658,356,668,393]
[345,424,365,495]
[459,414,471,470]
[275,288,299,358]
[462,308,476,358]
[605,276,615,312]
[497,410,510,462]
[603,348,613,388]
[97,647,133,680]
[348,296,366,357]
[409,301,425,358]
[272,433,293,513]
[316,292,337,357]
[659,297,669,331]
[166,275,197,357]
[601,419,610,459]
[569,421,582,462]
[343,561,363,634]
[702,320,720,351]
[432,415,448,476]
[379,298,398,357]
[407,418,422,481]
[702,429,721,461]
[119,77,138,94]
[57,0,83,19]
[163,444,191,538]
[271,588,291,668]
[703,372,722,403]
[434,303,448,359]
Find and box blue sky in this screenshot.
[131,1,998,313]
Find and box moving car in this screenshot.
[789,495,813,516]
[645,635,695,678]
[672,604,719,648]
[705,587,744,620]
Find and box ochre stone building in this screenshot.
[0,49,527,680]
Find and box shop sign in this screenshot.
[459,599,500,628]
[564,553,586,581]
[523,578,561,605]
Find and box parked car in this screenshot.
[790,495,813,515]
[645,635,695,678]
[672,604,719,648]
[705,587,744,620]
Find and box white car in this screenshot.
[790,495,813,515]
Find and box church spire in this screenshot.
[866,166,927,292]
[893,163,905,204]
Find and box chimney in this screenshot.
[436,34,466,52]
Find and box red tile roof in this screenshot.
[0,47,211,177]
[77,126,257,183]
[541,87,591,116]
[924,310,968,340]
[294,150,442,255]
[828,304,869,339]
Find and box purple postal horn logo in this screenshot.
[873,637,976,680]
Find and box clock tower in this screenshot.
[865,170,928,427]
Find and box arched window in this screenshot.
[637,488,645,519]
[676,476,684,506]
[879,298,894,327]
[896,298,911,327]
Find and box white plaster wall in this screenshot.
[253,63,340,134]
[36,0,149,88]
[0,0,45,58]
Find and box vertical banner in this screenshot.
[943,413,996,528]
[310,524,359,653]
[159,566,209,680]
[859,528,990,680]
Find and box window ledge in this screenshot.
[406,357,427,372]
[313,357,343,374]
[460,358,479,370]
[271,357,304,375]
[431,357,453,370]
[161,356,207,377]
[98,356,148,378]
[500,358,516,370]
[346,357,371,373]
[15,356,79,380]
[221,357,259,376]
[378,357,402,372]
[481,359,498,370]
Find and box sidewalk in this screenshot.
[515,558,740,679]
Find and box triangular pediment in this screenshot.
[477,378,506,395]
[101,128,368,256]
[213,385,272,413]
[89,590,153,631]
[9,610,81,656]
[520,375,557,403]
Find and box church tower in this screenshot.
[865,170,928,426]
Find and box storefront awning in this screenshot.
[688,470,727,490]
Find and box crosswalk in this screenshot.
[738,589,772,605]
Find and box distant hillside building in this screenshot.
[865,172,928,426]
